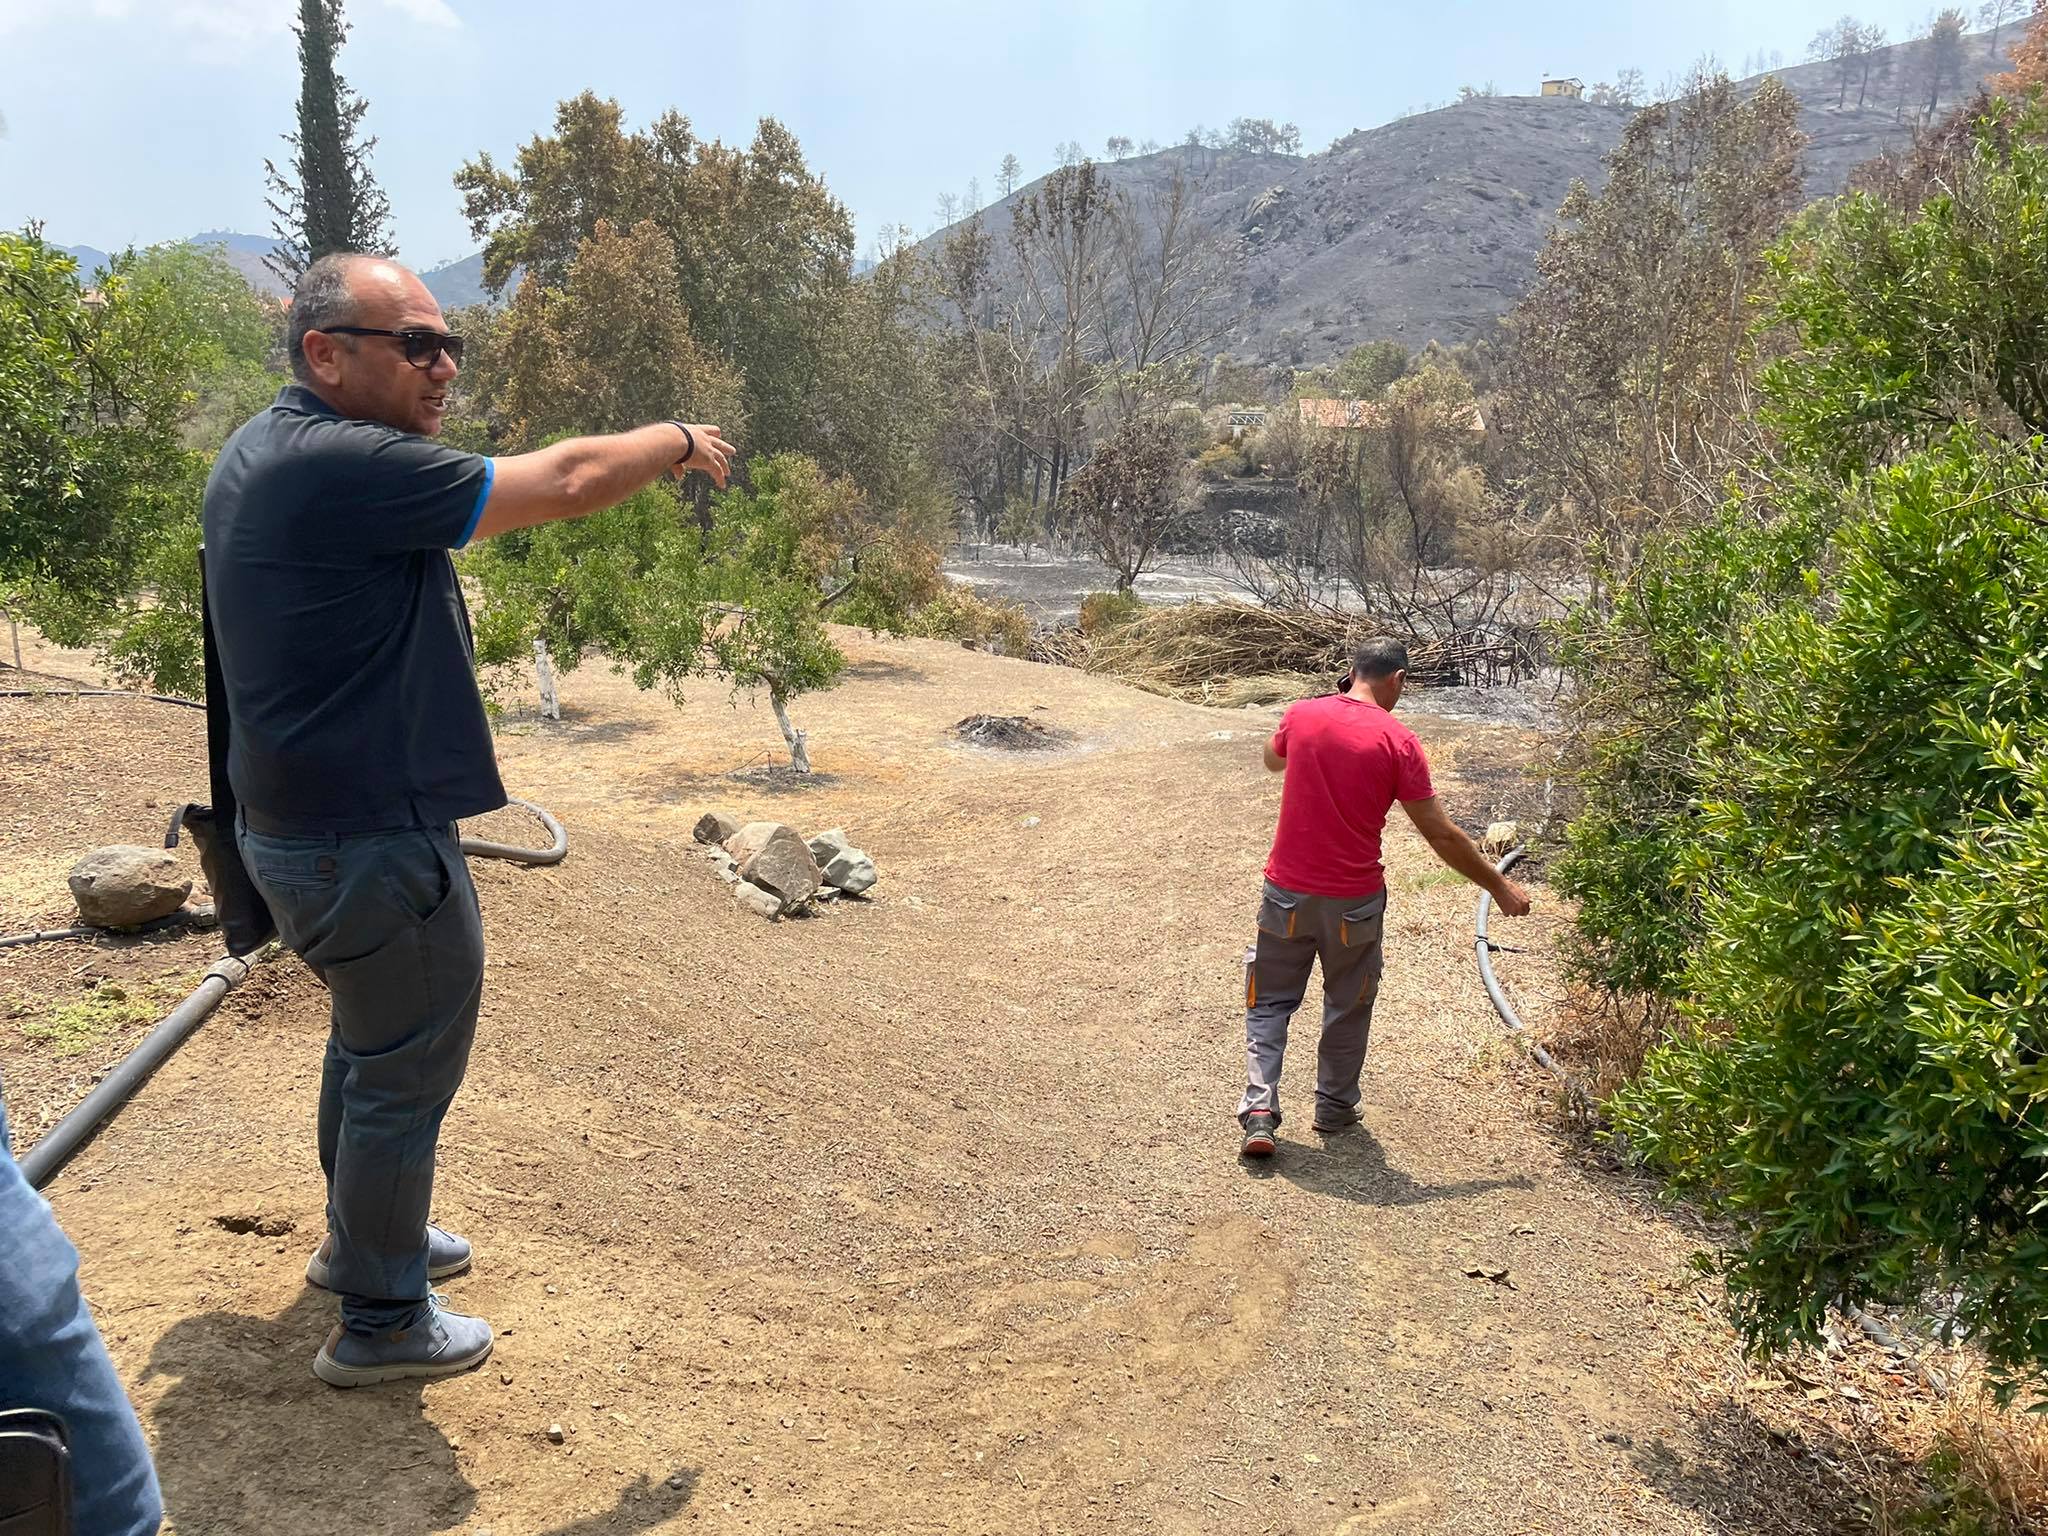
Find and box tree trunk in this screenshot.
[768,683,811,773]
[532,638,560,721]
[7,611,20,671]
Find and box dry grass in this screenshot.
[1875,1387,2048,1534]
[1079,601,1378,695]
[1040,600,1534,701]
[1542,982,1682,1101]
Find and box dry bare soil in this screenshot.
[1,629,1883,1535]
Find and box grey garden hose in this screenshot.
[1474,846,1603,1126]
[460,798,568,865]
[1474,849,1955,1385]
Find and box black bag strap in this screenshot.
[198,545,236,820]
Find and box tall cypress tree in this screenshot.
[263,0,394,285]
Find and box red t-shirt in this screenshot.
[1264,693,1436,898]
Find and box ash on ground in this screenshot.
[954,714,1069,751]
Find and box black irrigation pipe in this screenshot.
[0,687,205,711]
[0,906,217,951]
[19,808,567,1191]
[7,689,571,1186]
[20,950,265,1189]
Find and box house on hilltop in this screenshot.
[1540,76,1584,99]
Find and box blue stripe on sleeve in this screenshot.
[456,458,494,548]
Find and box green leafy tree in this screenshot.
[458,218,743,451]
[2,235,279,694]
[467,453,938,771]
[452,96,932,506]
[263,0,395,284]
[1561,99,2048,1386]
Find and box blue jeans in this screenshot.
[0,1092,164,1536]
[238,821,485,1335]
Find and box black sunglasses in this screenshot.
[317,326,465,369]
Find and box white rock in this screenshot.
[68,846,191,929]
[733,881,784,920]
[821,847,878,896]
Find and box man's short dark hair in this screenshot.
[1352,637,1409,680]
[287,254,372,382]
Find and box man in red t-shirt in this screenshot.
[1238,638,1531,1158]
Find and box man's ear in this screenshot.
[299,329,345,384]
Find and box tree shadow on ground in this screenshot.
[837,658,929,685]
[534,1468,700,1536]
[628,764,843,806]
[1249,1125,1534,1208]
[495,705,657,746]
[1625,1392,1914,1535]
[143,1289,476,1534]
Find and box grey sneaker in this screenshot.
[1313,1103,1363,1133]
[312,1294,493,1388]
[306,1224,472,1291]
[1240,1111,1279,1159]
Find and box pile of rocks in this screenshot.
[691,812,877,920]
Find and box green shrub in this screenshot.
[1610,439,2048,1381]
[1077,589,1144,634]
[1560,98,2048,1387]
[905,584,1032,656]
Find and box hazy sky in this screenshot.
[0,0,1961,269]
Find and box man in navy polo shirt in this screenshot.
[205,252,732,1386]
[1238,638,1532,1159]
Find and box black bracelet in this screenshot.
[668,420,696,465]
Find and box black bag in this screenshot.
[164,546,275,958]
[0,1408,72,1536]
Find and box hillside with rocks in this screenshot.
[926,29,2021,363]
[47,30,2020,362]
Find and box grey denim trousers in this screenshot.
[1237,879,1388,1125]
[238,819,484,1334]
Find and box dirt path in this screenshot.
[2,634,1847,1534]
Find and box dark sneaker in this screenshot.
[312,1294,493,1388]
[1313,1104,1363,1134]
[1240,1111,1278,1159]
[306,1224,472,1291]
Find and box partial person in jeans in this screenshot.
[0,1086,163,1534]
[204,252,734,1386]
[1237,638,1533,1158]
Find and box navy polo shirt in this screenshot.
[201,385,507,834]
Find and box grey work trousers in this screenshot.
[1237,880,1387,1126]
[238,819,484,1335]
